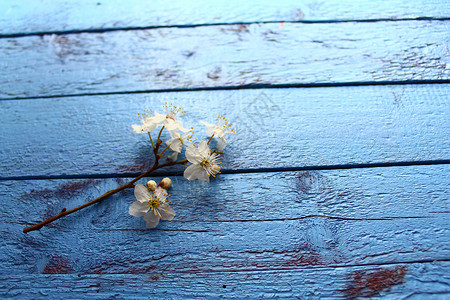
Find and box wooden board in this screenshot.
[1,2,449,298]
[1,166,449,297]
[1,262,449,298]
[1,0,449,36]
[1,21,449,99]
[1,85,449,178]
[2,166,449,273]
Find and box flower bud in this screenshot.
[146,180,157,191]
[159,177,172,189]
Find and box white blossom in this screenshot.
[159,103,189,133]
[131,111,162,134]
[199,114,235,150]
[129,184,175,228]
[132,103,189,134]
[166,130,194,153]
[184,141,222,182]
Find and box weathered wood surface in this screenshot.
[1,85,448,178]
[1,166,449,272]
[1,166,449,297]
[1,262,449,298]
[1,1,449,298]
[1,21,449,99]
[1,0,449,36]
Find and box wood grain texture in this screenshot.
[1,21,449,99]
[1,0,449,35]
[1,166,449,275]
[1,85,449,178]
[1,262,449,298]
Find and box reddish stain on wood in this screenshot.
[23,179,97,200]
[42,256,73,274]
[245,248,323,268]
[122,265,158,274]
[342,266,408,299]
[207,67,222,80]
[220,24,250,39]
[295,171,321,193]
[87,259,158,274]
[295,9,305,20]
[116,160,151,173]
[232,24,250,33]
[281,250,322,267]
[149,274,164,281]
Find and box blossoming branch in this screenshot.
[23,103,235,233]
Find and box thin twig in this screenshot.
[207,134,215,145]
[148,132,155,149]
[23,163,158,233]
[157,126,165,142]
[23,159,188,233]
[159,144,171,155]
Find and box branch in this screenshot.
[24,119,187,233]
[23,164,158,233]
[23,158,188,233]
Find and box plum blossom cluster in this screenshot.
[22,103,234,233]
[130,103,235,228]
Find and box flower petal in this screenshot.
[167,151,179,161]
[154,186,168,200]
[197,140,210,157]
[165,119,188,133]
[169,139,182,153]
[129,200,149,217]
[185,145,203,164]
[133,116,161,133]
[217,136,227,151]
[184,164,203,181]
[134,184,152,203]
[197,170,210,182]
[168,130,181,139]
[153,112,166,123]
[165,137,176,146]
[213,127,225,138]
[131,124,144,133]
[159,203,176,221]
[199,121,215,136]
[199,121,214,127]
[144,211,161,228]
[142,119,159,132]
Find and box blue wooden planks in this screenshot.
[1,0,449,298]
[1,166,448,274]
[1,0,449,36]
[1,21,449,99]
[4,165,449,223]
[1,262,450,298]
[1,85,448,178]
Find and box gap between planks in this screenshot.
[1,79,449,102]
[2,159,449,181]
[1,17,449,39]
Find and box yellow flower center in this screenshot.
[200,153,222,177]
[200,158,211,170]
[148,197,160,210]
[164,102,186,120]
[218,114,235,133]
